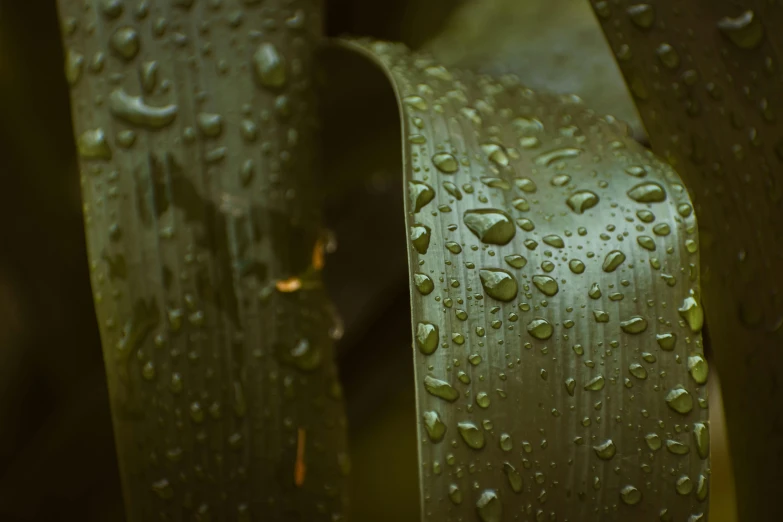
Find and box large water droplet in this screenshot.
[620,485,642,505]
[584,375,605,391]
[693,422,709,459]
[718,11,765,49]
[503,462,523,493]
[410,224,431,254]
[532,275,559,296]
[109,89,178,128]
[414,273,434,295]
[253,43,287,88]
[678,293,704,333]
[602,250,626,272]
[422,411,446,442]
[110,27,140,61]
[416,322,439,355]
[665,386,694,414]
[409,181,435,213]
[479,269,518,302]
[628,182,667,203]
[566,190,600,214]
[77,128,112,160]
[458,421,486,449]
[476,489,502,522]
[432,152,459,173]
[687,353,709,384]
[424,376,459,402]
[594,439,616,460]
[464,209,515,245]
[620,316,648,334]
[527,318,553,340]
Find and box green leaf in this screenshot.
[57,0,348,519]
[334,38,710,521]
[589,1,782,520]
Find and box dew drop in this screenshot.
[687,353,709,384]
[409,180,435,213]
[693,422,709,459]
[464,209,515,244]
[503,462,523,493]
[413,273,434,295]
[532,275,559,297]
[476,489,502,522]
[628,182,667,203]
[526,318,553,340]
[620,316,648,334]
[678,293,704,333]
[253,43,287,88]
[110,27,140,61]
[410,224,431,255]
[458,421,486,449]
[479,269,518,302]
[717,11,765,49]
[602,250,626,272]
[109,89,178,129]
[432,152,459,173]
[424,375,459,402]
[627,3,655,28]
[594,439,616,460]
[422,411,446,442]
[567,190,600,214]
[78,128,112,160]
[416,322,439,355]
[620,485,642,505]
[584,375,605,391]
[665,386,694,414]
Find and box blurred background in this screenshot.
[0,0,735,520]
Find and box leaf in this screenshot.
[57,0,348,520]
[332,38,710,521]
[589,1,782,519]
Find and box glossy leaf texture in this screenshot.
[57,0,348,520]
[589,1,783,520]
[336,39,710,521]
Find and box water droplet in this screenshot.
[657,332,677,350]
[100,0,124,19]
[458,421,486,449]
[422,411,446,442]
[476,489,502,522]
[403,95,428,111]
[637,236,656,251]
[629,363,648,380]
[534,147,582,166]
[567,190,600,214]
[678,293,704,333]
[479,268,518,302]
[197,112,223,137]
[687,353,709,384]
[589,283,602,299]
[464,209,515,244]
[718,10,765,49]
[65,49,84,86]
[414,273,434,295]
[77,128,112,160]
[476,392,491,408]
[665,386,694,414]
[666,439,690,455]
[656,43,680,69]
[645,433,662,450]
[109,88,178,128]
[443,181,462,200]
[676,475,693,495]
[526,318,553,340]
[432,152,459,173]
[504,254,527,269]
[481,143,510,167]
[569,259,585,274]
[542,234,564,248]
[627,3,655,28]
[253,43,287,88]
[625,165,647,177]
[594,310,610,323]
[499,433,513,452]
[410,224,431,254]
[110,27,140,61]
[424,376,459,402]
[620,485,642,505]
[416,322,439,355]
[602,250,626,272]
[628,182,667,203]
[584,375,605,391]
[532,275,559,296]
[515,177,537,193]
[503,462,523,493]
[594,439,616,460]
[620,316,648,334]
[151,478,174,499]
[693,422,709,459]
[409,181,435,212]
[449,484,463,505]
[445,241,463,254]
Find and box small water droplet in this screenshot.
[687,353,709,384]
[422,411,446,442]
[628,182,667,203]
[110,27,140,61]
[410,224,431,254]
[584,375,605,391]
[620,485,642,505]
[627,3,655,28]
[432,152,459,173]
[602,250,626,272]
[416,322,439,355]
[253,43,287,88]
[424,375,459,402]
[594,439,616,460]
[693,422,709,459]
[620,316,648,334]
[678,293,704,333]
[532,275,559,296]
[414,273,434,295]
[657,332,677,350]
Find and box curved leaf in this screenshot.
[588,2,782,519]
[334,39,710,521]
[57,0,348,520]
